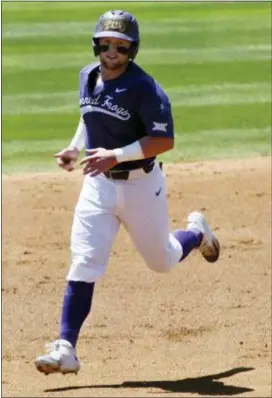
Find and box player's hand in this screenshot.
[54,147,80,172]
[80,148,118,176]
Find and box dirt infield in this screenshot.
[2,157,271,397]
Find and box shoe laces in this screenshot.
[45,341,60,353]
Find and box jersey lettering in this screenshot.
[80,94,131,121]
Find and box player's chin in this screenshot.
[101,59,126,70]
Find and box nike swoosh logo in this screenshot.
[116,88,127,93]
[155,187,162,196]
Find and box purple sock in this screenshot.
[60,281,95,348]
[173,229,203,261]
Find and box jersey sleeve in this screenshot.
[79,65,90,98]
[138,79,174,138]
[79,62,100,100]
[69,117,86,151]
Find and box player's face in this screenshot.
[98,37,131,70]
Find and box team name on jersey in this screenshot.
[80,94,131,121]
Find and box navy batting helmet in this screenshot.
[92,10,140,60]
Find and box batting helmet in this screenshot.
[92,10,140,60]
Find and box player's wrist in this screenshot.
[113,141,144,163]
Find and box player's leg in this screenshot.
[35,174,120,375]
[120,163,219,273]
[119,163,182,272]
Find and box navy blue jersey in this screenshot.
[79,61,174,170]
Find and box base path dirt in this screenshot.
[2,157,271,397]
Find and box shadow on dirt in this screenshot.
[45,366,255,395]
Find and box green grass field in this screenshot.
[2,1,271,172]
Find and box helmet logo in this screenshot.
[101,19,127,33]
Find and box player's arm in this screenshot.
[80,135,173,176]
[139,136,174,157]
[54,117,86,171]
[80,136,173,175]
[113,135,173,163]
[113,83,174,161]
[68,117,86,152]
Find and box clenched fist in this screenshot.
[54,147,80,172]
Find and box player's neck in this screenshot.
[100,63,128,81]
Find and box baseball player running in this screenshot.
[35,10,220,376]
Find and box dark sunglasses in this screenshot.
[98,44,131,55]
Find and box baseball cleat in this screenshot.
[35,339,80,375]
[187,211,220,263]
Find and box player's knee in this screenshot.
[67,255,106,282]
[143,248,177,273]
[145,259,172,274]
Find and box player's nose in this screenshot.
[107,46,118,56]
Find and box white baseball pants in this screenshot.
[67,162,183,282]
